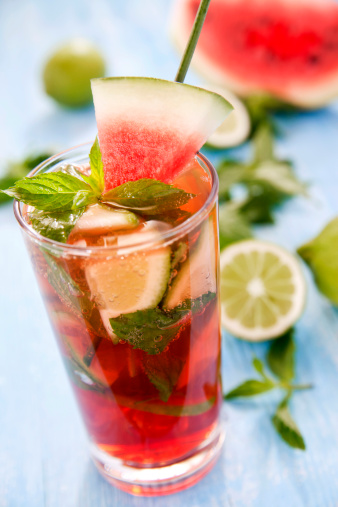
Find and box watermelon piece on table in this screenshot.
[172,0,338,109]
[91,77,232,191]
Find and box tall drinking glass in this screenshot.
[14,143,223,496]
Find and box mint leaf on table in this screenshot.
[272,397,306,450]
[297,217,338,305]
[110,292,215,355]
[219,203,252,249]
[252,357,266,377]
[217,121,306,231]
[143,354,184,402]
[250,160,307,196]
[267,329,295,382]
[1,172,97,211]
[238,187,287,224]
[81,137,104,195]
[29,208,84,243]
[102,179,195,214]
[217,160,248,198]
[252,121,275,163]
[224,379,275,400]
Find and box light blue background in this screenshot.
[0,1,338,506]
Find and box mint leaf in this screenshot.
[82,137,104,195]
[64,357,107,394]
[110,292,215,355]
[114,393,215,417]
[0,152,52,205]
[146,208,192,225]
[1,172,97,211]
[272,398,306,450]
[102,179,195,214]
[224,379,275,400]
[219,203,252,249]
[297,217,338,305]
[143,354,184,402]
[29,208,84,243]
[238,186,287,224]
[267,329,295,382]
[252,122,275,163]
[42,250,84,312]
[217,160,247,198]
[251,160,307,196]
[252,357,266,377]
[110,308,181,355]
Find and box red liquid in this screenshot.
[25,158,221,468]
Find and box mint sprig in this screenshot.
[3,172,96,211]
[110,292,215,355]
[217,122,307,245]
[224,330,312,450]
[272,396,306,450]
[1,139,195,243]
[102,178,195,214]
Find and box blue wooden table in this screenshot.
[1,1,338,505]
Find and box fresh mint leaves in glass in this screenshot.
[14,143,223,495]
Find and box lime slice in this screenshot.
[85,223,171,339]
[204,85,250,149]
[73,204,139,235]
[163,218,216,309]
[220,240,306,341]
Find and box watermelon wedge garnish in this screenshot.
[91,77,232,190]
[172,0,338,108]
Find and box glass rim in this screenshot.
[14,142,219,256]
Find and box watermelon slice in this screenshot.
[91,77,232,190]
[172,0,338,108]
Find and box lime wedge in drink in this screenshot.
[85,222,171,339]
[220,240,306,341]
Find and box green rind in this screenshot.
[91,76,233,118]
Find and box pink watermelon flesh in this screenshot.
[98,120,202,190]
[176,0,338,107]
[91,77,232,191]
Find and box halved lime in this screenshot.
[220,240,306,341]
[204,85,250,149]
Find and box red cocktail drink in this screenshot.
[15,144,223,495]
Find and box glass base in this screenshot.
[90,427,225,497]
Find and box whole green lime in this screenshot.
[43,38,106,108]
